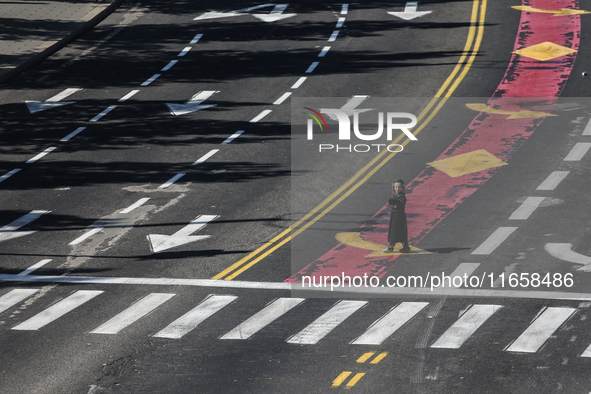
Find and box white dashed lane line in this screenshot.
[0,169,21,184]
[273,92,292,105]
[250,109,273,123]
[222,130,245,144]
[26,147,56,164]
[472,227,518,255]
[291,77,307,89]
[536,170,569,191]
[564,142,591,161]
[140,74,161,86]
[89,105,117,122]
[509,197,546,220]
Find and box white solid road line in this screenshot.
[287,300,367,345]
[17,259,52,276]
[250,109,272,123]
[61,127,86,142]
[564,142,591,161]
[318,46,331,57]
[140,74,160,86]
[91,293,175,334]
[328,31,340,42]
[305,62,319,73]
[158,173,186,189]
[221,298,305,340]
[273,92,292,105]
[509,197,546,220]
[161,60,178,71]
[351,302,428,345]
[120,198,150,214]
[12,290,103,331]
[291,77,307,89]
[69,227,104,245]
[0,168,21,184]
[178,47,192,57]
[193,149,219,165]
[8,274,591,302]
[430,304,503,349]
[471,227,518,255]
[190,33,203,44]
[506,307,576,353]
[222,130,245,144]
[90,105,117,122]
[154,295,237,339]
[0,289,39,315]
[118,90,140,102]
[536,171,569,190]
[26,147,56,164]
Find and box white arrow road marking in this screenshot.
[0,210,49,244]
[545,243,591,271]
[166,90,219,116]
[195,4,296,22]
[321,95,373,121]
[147,214,219,253]
[252,4,296,22]
[388,1,432,20]
[25,88,82,113]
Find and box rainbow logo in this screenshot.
[303,107,329,131]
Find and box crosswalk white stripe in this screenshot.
[153,295,237,339]
[220,298,305,340]
[505,307,576,353]
[91,293,175,335]
[12,290,103,331]
[0,289,39,314]
[287,300,367,345]
[430,304,503,349]
[351,302,428,345]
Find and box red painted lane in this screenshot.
[287,0,581,283]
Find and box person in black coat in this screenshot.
[382,179,411,253]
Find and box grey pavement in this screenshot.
[0,0,124,84]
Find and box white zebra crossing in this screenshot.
[351,302,429,345]
[0,288,588,356]
[12,290,103,331]
[221,297,305,340]
[287,300,367,345]
[153,294,237,339]
[505,307,577,353]
[91,293,175,334]
[430,304,503,349]
[0,289,39,314]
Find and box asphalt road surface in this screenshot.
[2,0,591,393]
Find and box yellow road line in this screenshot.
[369,352,388,364]
[215,0,487,280]
[356,352,376,363]
[332,371,353,388]
[345,373,366,389]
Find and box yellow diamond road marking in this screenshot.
[466,103,557,119]
[335,232,430,256]
[512,5,590,16]
[513,41,577,61]
[427,149,507,178]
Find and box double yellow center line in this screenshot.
[213,0,487,281]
